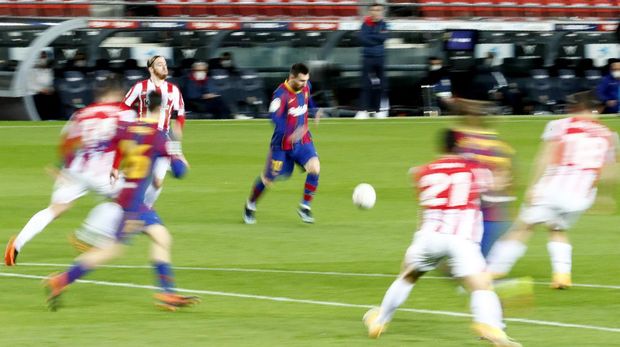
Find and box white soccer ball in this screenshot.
[352,183,376,209]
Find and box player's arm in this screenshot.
[172,89,186,140]
[269,94,287,134]
[122,82,141,110]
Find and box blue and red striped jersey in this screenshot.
[268,80,316,150]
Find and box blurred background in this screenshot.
[0,0,617,120]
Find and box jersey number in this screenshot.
[419,172,472,207]
[119,140,152,179]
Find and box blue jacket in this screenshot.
[359,17,388,58]
[182,75,217,101]
[596,74,620,113]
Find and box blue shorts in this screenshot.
[264,143,318,180]
[115,210,163,242]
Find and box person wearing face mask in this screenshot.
[182,61,231,119]
[420,56,453,114]
[596,60,620,114]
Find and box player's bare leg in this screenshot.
[547,229,572,289]
[364,266,423,338]
[464,272,522,347]
[146,224,200,310]
[6,202,73,266]
[486,219,534,278]
[298,157,320,223]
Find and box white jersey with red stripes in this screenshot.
[122,79,185,132]
[62,102,136,176]
[531,116,616,211]
[415,155,493,243]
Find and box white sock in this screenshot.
[14,208,56,252]
[377,278,414,324]
[486,240,527,275]
[471,290,505,330]
[143,184,162,208]
[547,241,572,274]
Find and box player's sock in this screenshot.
[249,177,266,205]
[66,262,91,284]
[547,241,572,274]
[377,278,414,324]
[471,290,505,330]
[154,262,175,293]
[144,184,163,208]
[486,240,527,276]
[301,173,319,207]
[14,207,56,252]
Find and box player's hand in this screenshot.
[314,108,324,125]
[110,169,119,185]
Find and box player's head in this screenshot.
[147,55,168,80]
[368,3,384,21]
[94,73,125,102]
[288,63,310,92]
[145,91,162,121]
[566,90,602,116]
[440,128,459,154]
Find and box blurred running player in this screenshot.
[44,92,199,311]
[4,75,135,266]
[453,115,516,257]
[123,55,186,208]
[243,63,321,224]
[363,129,521,347]
[486,91,618,289]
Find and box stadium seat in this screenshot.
[518,0,543,17]
[157,0,185,17]
[39,0,63,16]
[12,0,41,17]
[567,0,589,17]
[334,0,358,17]
[238,69,265,116]
[494,0,520,16]
[555,69,581,103]
[209,68,239,114]
[187,0,210,16]
[282,0,312,17]
[211,0,236,16]
[123,69,148,91]
[65,0,90,16]
[473,1,495,17]
[592,0,618,18]
[446,0,472,17]
[544,0,569,17]
[419,0,446,17]
[527,69,555,113]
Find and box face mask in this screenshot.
[75,60,86,67]
[221,59,231,68]
[612,71,620,79]
[193,71,206,80]
[430,65,442,71]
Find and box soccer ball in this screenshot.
[352,183,376,209]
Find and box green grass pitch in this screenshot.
[0,117,618,346]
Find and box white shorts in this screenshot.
[51,169,122,204]
[404,231,486,278]
[153,157,170,182]
[519,204,583,230]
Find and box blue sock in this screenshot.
[302,173,319,207]
[249,177,266,204]
[66,262,90,284]
[153,262,175,293]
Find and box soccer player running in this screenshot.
[486,91,618,289]
[363,129,522,347]
[44,92,199,311]
[4,75,136,266]
[243,63,321,224]
[122,55,186,208]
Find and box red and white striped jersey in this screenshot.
[61,102,136,174]
[123,79,185,132]
[531,116,617,209]
[414,155,493,242]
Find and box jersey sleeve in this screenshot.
[541,119,564,142]
[123,82,142,109]
[269,91,287,132]
[174,86,186,129]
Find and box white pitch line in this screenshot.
[1,272,619,334]
[15,262,620,290]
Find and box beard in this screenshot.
[154,69,168,80]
